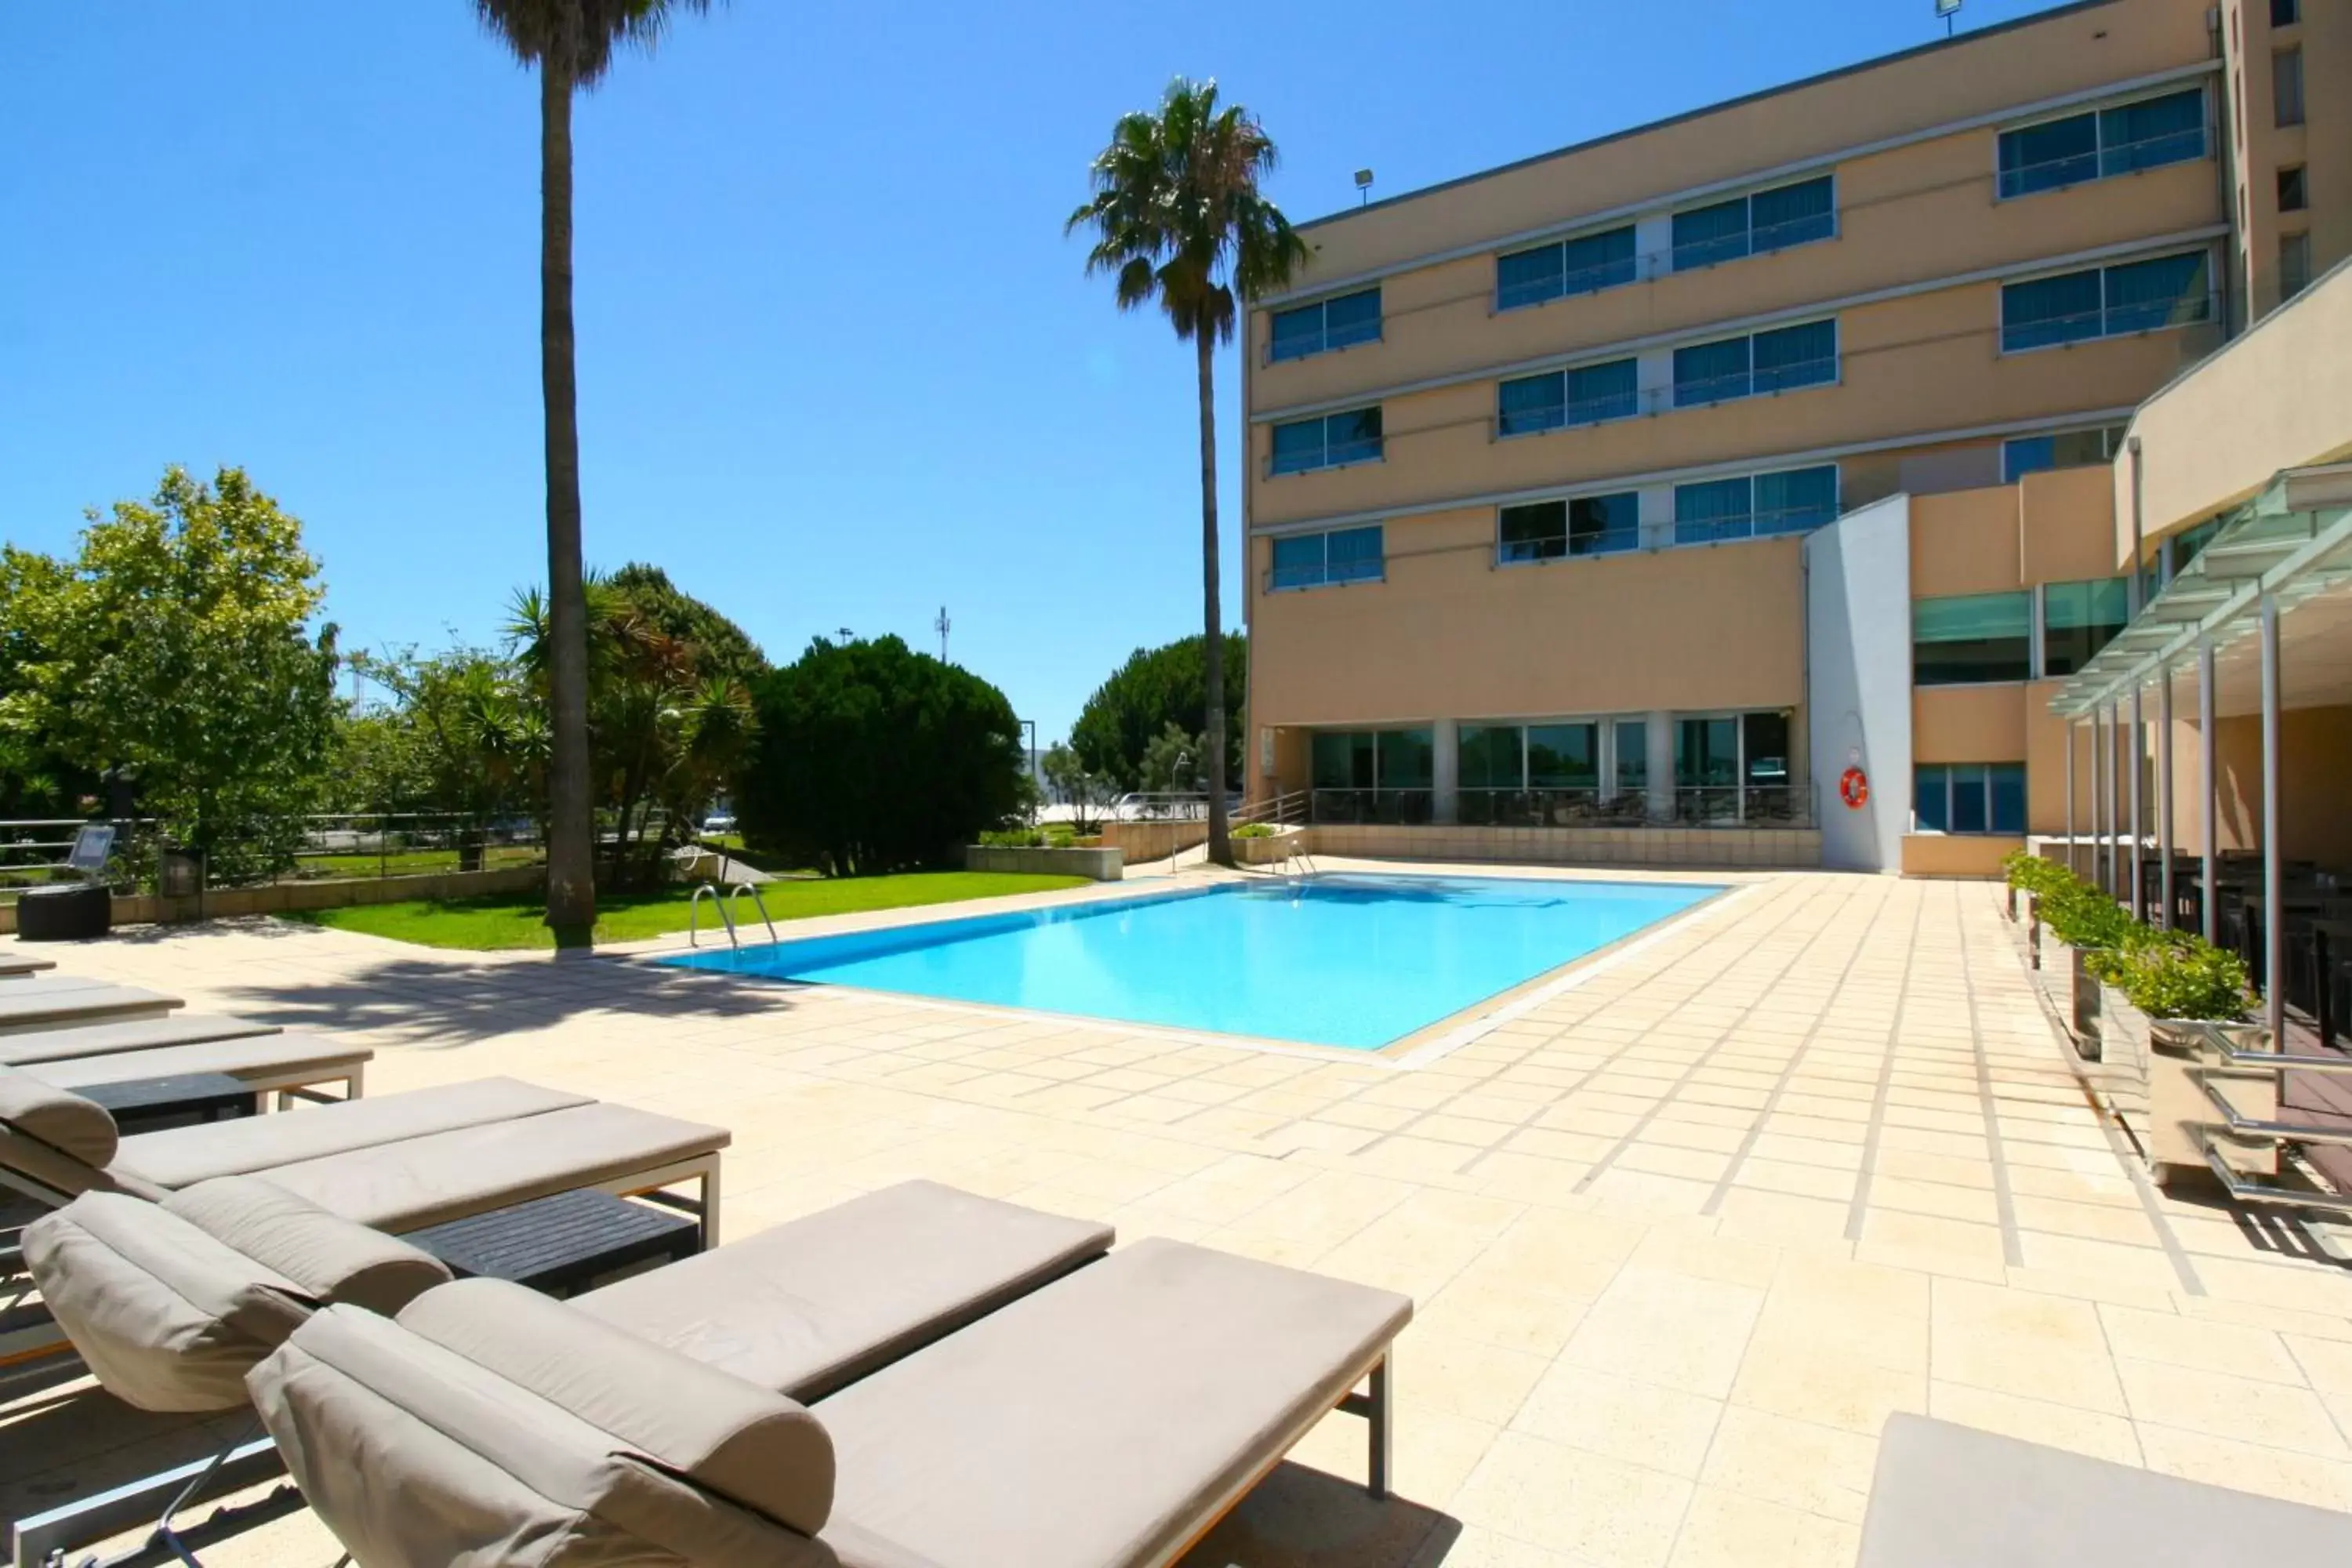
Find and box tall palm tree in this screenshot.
[1069,79,1306,868]
[474,0,712,946]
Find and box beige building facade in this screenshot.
[1241,0,2348,873]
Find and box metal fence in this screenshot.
[0,813,550,901]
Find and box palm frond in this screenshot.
[474,0,717,85]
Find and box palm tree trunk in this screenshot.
[1196,330,1233,868]
[539,16,596,948]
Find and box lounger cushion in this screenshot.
[814,1236,1413,1568]
[0,1013,279,1066]
[28,1032,368,1091]
[165,1176,449,1316]
[257,1102,729,1232]
[0,980,179,1033]
[110,1076,590,1189]
[24,1191,314,1411]
[576,1179,1113,1398]
[251,1295,840,1567]
[1859,1414,2352,1565]
[0,1062,118,1166]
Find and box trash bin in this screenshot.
[16,883,111,942]
[159,849,204,898]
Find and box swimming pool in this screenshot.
[662,873,1722,1051]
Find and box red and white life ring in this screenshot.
[1839,767,1870,810]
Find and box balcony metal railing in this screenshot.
[2001,290,2218,354]
[1995,125,2206,201]
[1266,437,1385,477]
[1266,318,1383,365]
[1304,789,1813,829]
[1266,557,1385,593]
[1499,527,1642,564]
[1671,784,1807,826]
[1671,502,1840,546]
[1457,789,1652,828]
[1490,357,1838,441]
[1308,789,1435,826]
[1495,210,1838,313]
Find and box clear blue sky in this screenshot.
[1,0,2077,744]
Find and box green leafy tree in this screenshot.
[345,645,547,836]
[607,563,768,682]
[1138,722,1205,797]
[0,466,339,883]
[1069,633,1245,790]
[475,0,717,946]
[739,637,1024,876]
[1069,78,1306,866]
[1041,741,1114,833]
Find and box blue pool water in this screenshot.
[662,873,1720,1051]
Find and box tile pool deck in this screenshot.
[9,862,2352,1567]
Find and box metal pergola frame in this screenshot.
[2051,462,2352,1043]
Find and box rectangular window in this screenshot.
[1269,406,1384,474]
[1674,320,1835,406]
[1312,731,1375,789]
[1915,764,2027,834]
[1457,725,1522,791]
[2042,578,2130,676]
[2002,425,2125,481]
[1268,287,1381,362]
[1497,358,1638,436]
[1613,720,1647,794]
[1526,724,1599,789]
[1673,466,1838,544]
[1498,492,1639,564]
[2276,48,2304,126]
[2001,251,2210,351]
[1269,524,1384,590]
[1996,87,2205,198]
[2281,232,2313,302]
[1495,224,1637,311]
[1914,591,2032,684]
[1671,175,1835,270]
[2278,165,2307,212]
[2273,0,2299,24]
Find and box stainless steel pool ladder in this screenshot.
[688,881,779,948]
[2169,1020,2352,1229]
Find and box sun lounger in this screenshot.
[0,1066,727,1239]
[0,1013,281,1067]
[0,952,57,978]
[27,1031,370,1105]
[16,1178,1116,1565]
[250,1234,1410,1567]
[1859,1413,2352,1566]
[0,978,180,1035]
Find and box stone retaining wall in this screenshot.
[963,844,1123,881]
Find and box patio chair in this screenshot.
[1860,1413,2352,1564]
[25,1030,372,1106]
[20,1177,1114,1565]
[0,1012,281,1067]
[250,1233,1410,1568]
[0,1065,725,1238]
[0,978,180,1035]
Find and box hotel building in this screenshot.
[1240,0,2350,875]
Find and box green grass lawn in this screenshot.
[285,870,1090,951]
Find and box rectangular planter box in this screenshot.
[1233,829,1303,866]
[963,844,1122,882]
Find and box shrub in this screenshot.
[977,828,1044,848]
[739,636,1025,876]
[2096,931,2252,1021]
[1231,822,1276,839]
[2002,849,2074,901]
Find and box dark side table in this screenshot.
[401,1188,702,1298]
[81,1073,259,1133]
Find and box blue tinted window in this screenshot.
[2002,269,2106,350]
[1675,477,1753,544]
[2002,437,2058,481]
[2000,89,2205,198]
[1270,535,1323,590]
[2100,89,2205,176]
[1915,767,1951,833]
[1497,244,1566,310]
[1564,358,1639,424]
[1753,320,1837,392]
[1674,336,1751,406]
[2104,252,2209,335]
[1751,177,1835,252]
[1269,419,1325,474]
[1269,288,1381,361]
[1753,466,1838,535]
[1990,764,2027,834]
[1269,408,1382,474]
[1327,526,1385,583]
[1497,372,1566,437]
[1673,197,1751,270]
[1559,227,1637,294]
